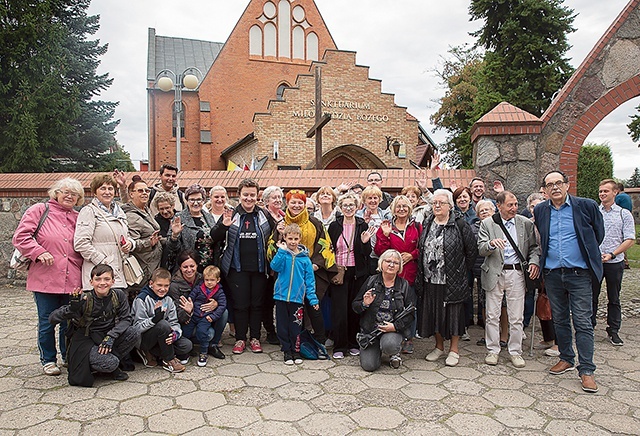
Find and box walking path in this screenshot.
[1,269,639,435]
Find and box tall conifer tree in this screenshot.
[0,0,120,172]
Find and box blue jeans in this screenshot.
[182,309,229,352]
[544,268,596,375]
[34,292,69,365]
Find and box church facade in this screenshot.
[147,0,433,171]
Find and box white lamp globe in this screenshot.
[157,76,174,92]
[183,74,199,90]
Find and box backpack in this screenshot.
[75,290,120,336]
[298,329,330,360]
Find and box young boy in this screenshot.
[49,264,138,387]
[270,224,320,365]
[183,265,228,366]
[131,268,192,373]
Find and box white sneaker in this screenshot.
[510,354,526,368]
[545,348,560,357]
[445,351,460,367]
[425,348,444,362]
[485,352,499,365]
[43,362,61,376]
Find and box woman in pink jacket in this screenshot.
[374,195,422,353]
[12,178,85,376]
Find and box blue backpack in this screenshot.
[299,329,330,360]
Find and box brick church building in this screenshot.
[147,0,434,171]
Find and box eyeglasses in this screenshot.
[133,188,151,194]
[58,190,80,198]
[188,198,204,204]
[432,201,449,207]
[383,260,400,266]
[341,204,356,209]
[544,181,566,189]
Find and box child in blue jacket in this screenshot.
[270,223,319,365]
[183,265,228,366]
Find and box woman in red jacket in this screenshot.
[374,195,422,353]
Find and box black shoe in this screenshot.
[208,345,226,359]
[119,357,135,372]
[609,332,624,346]
[111,368,129,381]
[500,340,507,348]
[476,338,486,346]
[266,331,280,345]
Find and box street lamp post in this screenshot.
[155,67,202,169]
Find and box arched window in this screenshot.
[264,22,277,57]
[249,25,262,56]
[276,83,288,100]
[306,32,318,61]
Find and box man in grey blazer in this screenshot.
[478,191,540,368]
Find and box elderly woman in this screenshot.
[313,185,339,229]
[262,185,285,223]
[356,186,391,274]
[352,249,415,371]
[12,178,85,375]
[375,195,422,353]
[75,174,134,291]
[453,187,479,225]
[268,189,336,347]
[212,179,274,354]
[122,175,162,299]
[327,193,372,358]
[167,184,217,271]
[417,189,477,367]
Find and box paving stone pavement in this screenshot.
[1,269,639,435]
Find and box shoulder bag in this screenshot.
[10,203,50,272]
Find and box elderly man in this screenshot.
[149,164,186,215]
[478,191,540,368]
[593,179,636,346]
[534,171,604,393]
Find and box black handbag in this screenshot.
[491,213,540,292]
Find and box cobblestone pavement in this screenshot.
[1,269,639,435]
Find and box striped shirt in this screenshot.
[599,203,636,264]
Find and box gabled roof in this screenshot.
[147,28,224,82]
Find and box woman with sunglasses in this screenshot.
[122,175,162,300]
[167,184,217,272]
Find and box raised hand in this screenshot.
[171,216,183,237]
[380,220,392,237]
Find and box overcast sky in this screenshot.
[87,0,638,179]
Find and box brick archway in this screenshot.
[473,0,640,199]
[311,144,388,169]
[325,155,358,169]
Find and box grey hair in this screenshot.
[337,192,361,209]
[526,192,546,209]
[475,199,495,214]
[48,177,85,206]
[153,191,176,208]
[376,249,404,275]
[262,185,283,202]
[431,189,454,208]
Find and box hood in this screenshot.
[136,284,162,302]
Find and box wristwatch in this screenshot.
[609,252,616,259]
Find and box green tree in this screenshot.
[469,0,576,117]
[627,167,640,188]
[431,45,484,168]
[0,0,119,173]
[577,143,613,201]
[628,104,640,143]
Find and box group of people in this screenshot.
[12,164,635,393]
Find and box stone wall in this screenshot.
[1,196,47,280]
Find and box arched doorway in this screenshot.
[325,155,358,169]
